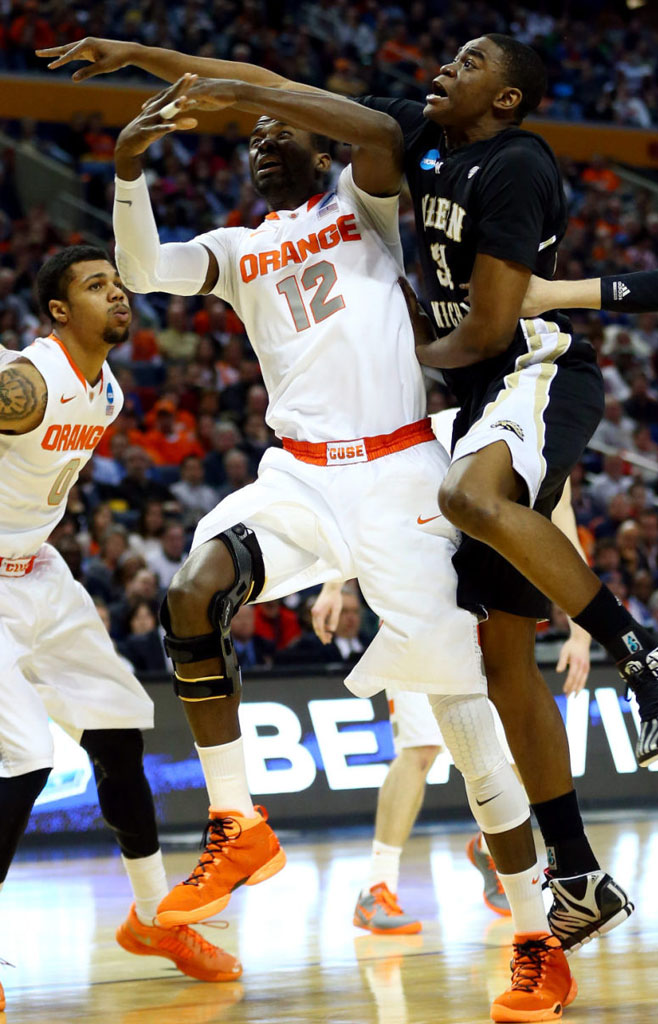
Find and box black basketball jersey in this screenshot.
[356,96,571,407]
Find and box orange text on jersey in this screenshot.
[41,423,105,452]
[240,214,361,282]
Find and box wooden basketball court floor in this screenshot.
[2,815,656,1024]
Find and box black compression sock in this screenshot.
[572,584,656,662]
[531,789,600,877]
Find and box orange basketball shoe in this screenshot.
[491,932,577,1022]
[157,805,286,927]
[0,979,4,1012]
[116,905,242,982]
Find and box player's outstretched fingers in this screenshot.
[35,38,132,81]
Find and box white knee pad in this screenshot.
[428,693,529,835]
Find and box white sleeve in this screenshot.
[336,164,403,263]
[191,228,242,308]
[113,174,210,295]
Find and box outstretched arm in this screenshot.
[37,36,323,92]
[176,76,404,196]
[522,269,658,317]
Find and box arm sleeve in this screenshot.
[600,271,658,313]
[474,142,555,271]
[355,95,427,150]
[336,164,403,268]
[113,174,210,295]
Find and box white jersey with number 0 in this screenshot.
[195,165,426,442]
[0,334,122,557]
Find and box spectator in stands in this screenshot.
[253,599,301,654]
[204,421,244,488]
[230,604,274,670]
[616,519,649,584]
[156,296,199,361]
[113,447,174,510]
[53,534,85,583]
[146,520,187,590]
[216,448,255,500]
[85,525,130,604]
[128,500,168,561]
[624,372,658,426]
[276,589,367,665]
[590,396,635,451]
[628,569,655,629]
[139,400,204,467]
[588,455,632,507]
[170,454,220,530]
[118,599,169,674]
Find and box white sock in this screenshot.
[122,850,168,926]
[479,832,490,855]
[365,840,402,894]
[498,863,550,935]
[195,737,254,817]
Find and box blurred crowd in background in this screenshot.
[1,0,658,675]
[3,0,658,126]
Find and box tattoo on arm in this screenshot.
[0,367,44,423]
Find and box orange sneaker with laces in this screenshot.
[491,932,577,1022]
[353,883,422,935]
[116,904,242,982]
[156,805,286,927]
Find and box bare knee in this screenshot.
[438,476,502,540]
[167,540,235,633]
[398,745,440,777]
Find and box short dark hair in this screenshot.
[36,245,112,318]
[310,131,331,155]
[486,34,547,123]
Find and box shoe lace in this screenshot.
[371,884,403,916]
[510,936,552,992]
[183,816,244,887]
[175,920,228,955]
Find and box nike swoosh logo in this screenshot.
[417,514,443,524]
[60,395,75,404]
[116,199,133,206]
[475,792,502,806]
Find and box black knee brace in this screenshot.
[162,523,265,702]
[80,729,159,859]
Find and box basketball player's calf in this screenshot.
[157,524,285,927]
[440,442,658,768]
[481,612,634,954]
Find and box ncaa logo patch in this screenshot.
[106,381,114,416]
[420,148,440,170]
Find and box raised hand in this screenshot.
[115,75,198,180]
[35,37,137,81]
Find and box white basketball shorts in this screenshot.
[0,544,153,778]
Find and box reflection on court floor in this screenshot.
[3,816,657,1023]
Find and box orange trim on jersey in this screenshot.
[48,334,87,388]
[282,418,435,466]
[265,211,281,220]
[306,192,325,211]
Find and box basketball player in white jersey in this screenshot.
[0,246,241,1009]
[112,78,578,1018]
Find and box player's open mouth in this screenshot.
[427,81,449,102]
[258,158,283,174]
[112,309,130,322]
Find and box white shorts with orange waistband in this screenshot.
[0,544,153,778]
[192,424,485,699]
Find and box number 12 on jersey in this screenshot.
[276,260,345,332]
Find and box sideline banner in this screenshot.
[27,664,656,837]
